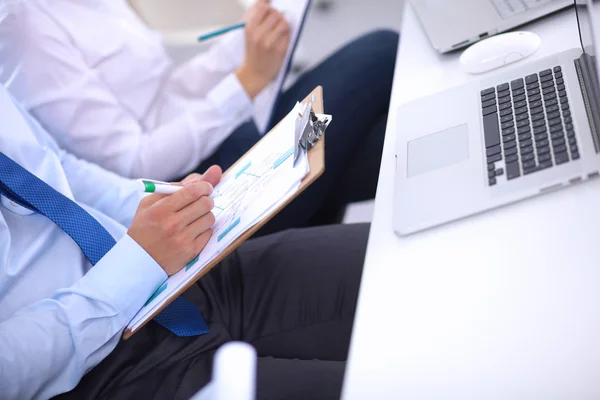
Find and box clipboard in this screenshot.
[123,86,325,339]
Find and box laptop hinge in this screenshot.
[574,53,600,153]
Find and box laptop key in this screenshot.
[550,124,563,133]
[481,87,495,96]
[558,90,567,97]
[525,74,538,84]
[533,126,547,135]
[546,105,560,113]
[566,129,575,138]
[481,93,496,102]
[548,118,562,127]
[536,139,549,148]
[497,83,510,92]
[551,132,565,140]
[514,106,528,115]
[531,113,545,121]
[501,114,514,123]
[518,125,531,134]
[540,74,554,83]
[505,146,518,156]
[572,152,580,160]
[516,113,529,122]
[502,127,516,136]
[538,146,551,155]
[529,100,543,109]
[522,153,535,162]
[556,78,564,85]
[503,121,516,129]
[540,69,552,77]
[568,137,578,146]
[534,133,548,141]
[555,151,570,165]
[560,97,569,104]
[564,116,572,123]
[541,80,554,89]
[516,120,529,128]
[483,113,501,148]
[553,144,567,154]
[554,66,562,73]
[519,132,532,140]
[538,153,552,163]
[489,177,497,186]
[561,102,570,111]
[527,88,541,96]
[515,100,527,109]
[498,90,510,99]
[545,98,558,107]
[532,120,546,128]
[557,84,566,91]
[529,95,542,103]
[506,154,519,163]
[563,110,571,117]
[552,137,566,147]
[482,99,497,108]
[496,168,504,176]
[486,145,501,157]
[500,108,513,117]
[542,87,556,95]
[513,88,526,96]
[526,82,539,91]
[488,163,495,171]
[513,94,526,102]
[504,140,517,149]
[482,106,497,116]
[506,162,521,180]
[522,160,536,170]
[499,102,512,111]
[487,153,502,164]
[499,96,511,105]
[511,79,524,89]
[521,145,534,155]
[503,134,516,142]
[519,139,533,148]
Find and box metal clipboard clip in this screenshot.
[293,95,331,166]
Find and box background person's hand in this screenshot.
[236,0,291,99]
[128,166,222,276]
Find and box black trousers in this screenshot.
[196,30,399,234]
[56,224,369,400]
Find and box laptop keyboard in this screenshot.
[490,0,555,19]
[481,66,579,186]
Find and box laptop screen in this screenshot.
[575,0,600,149]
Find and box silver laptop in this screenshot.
[393,0,600,235]
[412,0,573,53]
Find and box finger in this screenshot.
[178,195,215,227]
[199,165,222,187]
[255,9,282,39]
[264,18,290,50]
[193,229,213,255]
[187,211,216,238]
[158,182,213,212]
[139,192,169,209]
[247,0,271,27]
[182,173,202,183]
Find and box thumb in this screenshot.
[198,165,223,187]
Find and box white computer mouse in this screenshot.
[459,31,542,75]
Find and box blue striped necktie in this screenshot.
[0,151,208,337]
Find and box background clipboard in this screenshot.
[123,86,325,339]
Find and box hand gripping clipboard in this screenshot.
[123,86,326,339]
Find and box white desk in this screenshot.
[343,4,600,399]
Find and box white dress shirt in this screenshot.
[0,0,253,181]
[0,85,168,399]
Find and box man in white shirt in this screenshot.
[0,85,367,399]
[0,0,399,235]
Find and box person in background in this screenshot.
[0,0,398,234]
[0,85,367,400]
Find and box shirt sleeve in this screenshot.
[14,97,144,227]
[0,4,254,182]
[0,235,167,400]
[167,30,247,99]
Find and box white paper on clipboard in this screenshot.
[252,0,312,134]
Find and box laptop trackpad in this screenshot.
[407,124,470,178]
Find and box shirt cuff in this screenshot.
[79,234,167,322]
[206,72,254,122]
